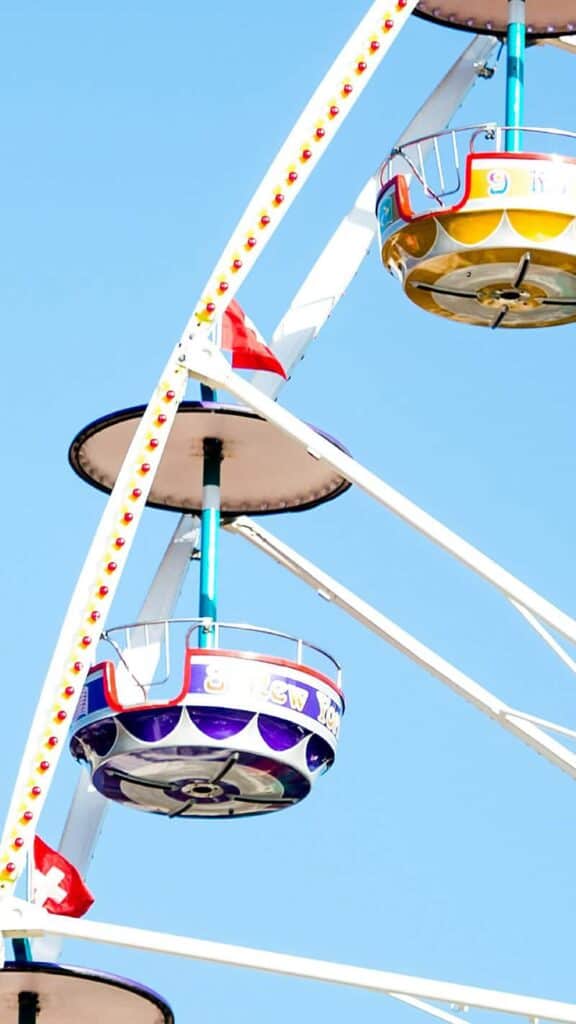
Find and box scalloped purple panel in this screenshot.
[118,708,182,742]
[305,734,335,773]
[257,714,309,751]
[70,720,118,759]
[188,706,254,739]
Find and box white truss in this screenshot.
[2,899,576,1024]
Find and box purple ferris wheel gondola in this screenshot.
[68,400,349,818]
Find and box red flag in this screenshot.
[32,836,94,917]
[222,300,287,378]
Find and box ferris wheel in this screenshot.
[3,2,576,1021]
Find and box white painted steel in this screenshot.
[182,0,419,334]
[3,901,576,1024]
[509,600,576,676]
[252,34,498,398]
[33,516,200,961]
[189,346,576,649]
[500,710,576,743]
[0,347,188,893]
[0,0,419,891]
[392,994,475,1024]
[41,30,497,909]
[227,517,576,781]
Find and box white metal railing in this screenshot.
[102,617,342,696]
[378,123,576,215]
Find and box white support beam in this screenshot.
[33,515,200,962]
[0,0,420,895]
[2,900,576,1024]
[182,0,419,338]
[0,344,189,895]
[227,517,576,782]
[188,345,576,650]
[509,599,576,677]
[392,993,475,1024]
[251,34,498,397]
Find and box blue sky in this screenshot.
[3,3,576,1022]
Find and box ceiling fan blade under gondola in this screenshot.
[108,767,180,792]
[233,795,298,805]
[411,281,478,299]
[210,752,240,785]
[168,799,196,819]
[491,306,509,329]
[512,252,531,289]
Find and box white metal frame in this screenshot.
[0,0,421,892]
[4,7,576,1024]
[33,515,200,961]
[187,343,576,649]
[32,27,498,909]
[251,33,498,397]
[4,900,576,1024]
[227,517,576,780]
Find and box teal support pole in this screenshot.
[12,937,33,962]
[505,0,526,151]
[199,437,222,648]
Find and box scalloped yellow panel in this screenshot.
[396,217,437,257]
[507,210,573,242]
[437,210,502,245]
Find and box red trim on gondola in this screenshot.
[377,150,576,226]
[102,648,343,713]
[87,661,116,688]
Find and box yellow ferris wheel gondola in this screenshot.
[378,0,576,328]
[377,125,576,328]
